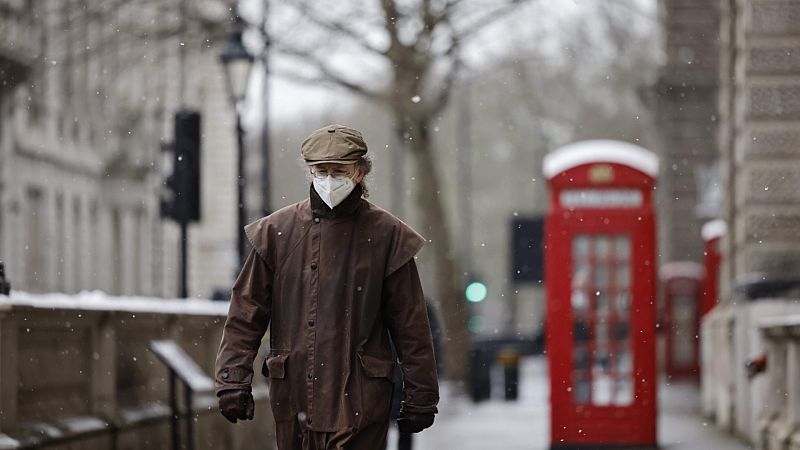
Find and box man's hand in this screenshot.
[218,389,255,423]
[396,411,435,434]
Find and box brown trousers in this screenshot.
[275,419,390,450]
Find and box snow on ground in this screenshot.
[388,357,752,450]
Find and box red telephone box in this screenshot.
[544,140,658,449]
[660,262,704,379]
[701,220,726,318]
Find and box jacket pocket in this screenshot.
[357,352,396,382]
[356,352,395,424]
[263,352,292,421]
[264,352,288,379]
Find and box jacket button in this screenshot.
[310,262,318,270]
[313,217,320,224]
[308,319,315,327]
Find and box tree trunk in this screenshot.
[400,112,471,390]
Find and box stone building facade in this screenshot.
[0,0,244,299]
[661,0,800,446]
[718,0,800,290]
[654,0,722,264]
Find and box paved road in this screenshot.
[387,357,752,450]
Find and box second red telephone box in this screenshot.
[701,219,726,318]
[660,262,704,379]
[544,140,658,449]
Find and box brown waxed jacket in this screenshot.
[214,184,439,432]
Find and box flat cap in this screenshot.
[301,124,368,165]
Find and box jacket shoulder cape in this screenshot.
[243,198,425,278]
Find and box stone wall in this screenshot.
[700,0,800,446]
[0,293,274,450]
[654,0,722,264]
[721,0,800,284]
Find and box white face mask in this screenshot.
[313,174,356,209]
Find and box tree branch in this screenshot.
[454,0,528,43]
[282,1,388,57]
[422,0,459,31]
[380,0,406,58]
[428,31,464,115]
[274,42,387,102]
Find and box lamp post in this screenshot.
[219,16,254,269]
[259,0,272,217]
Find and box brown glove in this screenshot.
[397,411,435,433]
[218,389,255,423]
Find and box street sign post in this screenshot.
[150,340,213,450]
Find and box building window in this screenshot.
[55,193,65,291]
[26,187,45,291]
[111,208,121,295]
[73,196,81,293]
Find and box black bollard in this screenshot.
[497,348,520,401]
[469,342,493,402]
[0,261,10,295]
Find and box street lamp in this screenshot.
[219,16,254,270]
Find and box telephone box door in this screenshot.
[660,262,704,379]
[544,140,658,449]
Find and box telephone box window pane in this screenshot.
[574,348,590,370]
[596,292,610,315]
[592,374,613,406]
[594,266,610,287]
[615,235,631,260]
[574,320,590,342]
[572,290,589,312]
[616,265,630,288]
[596,322,609,345]
[615,379,634,405]
[573,264,590,289]
[573,236,590,259]
[615,292,630,314]
[614,323,629,341]
[671,294,696,366]
[594,236,610,259]
[617,349,633,373]
[574,377,591,404]
[571,233,635,407]
[593,350,609,369]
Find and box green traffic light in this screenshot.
[465,281,488,303]
[468,315,486,333]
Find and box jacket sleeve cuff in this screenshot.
[214,367,253,396]
[400,392,439,414]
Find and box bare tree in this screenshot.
[260,0,527,387]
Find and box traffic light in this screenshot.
[161,110,201,223]
[465,281,488,303]
[0,260,10,295]
[510,216,544,283]
[468,315,486,333]
[464,275,487,333]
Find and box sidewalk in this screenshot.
[387,357,752,450]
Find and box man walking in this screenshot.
[214,124,439,449]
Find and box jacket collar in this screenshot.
[309,183,364,219]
